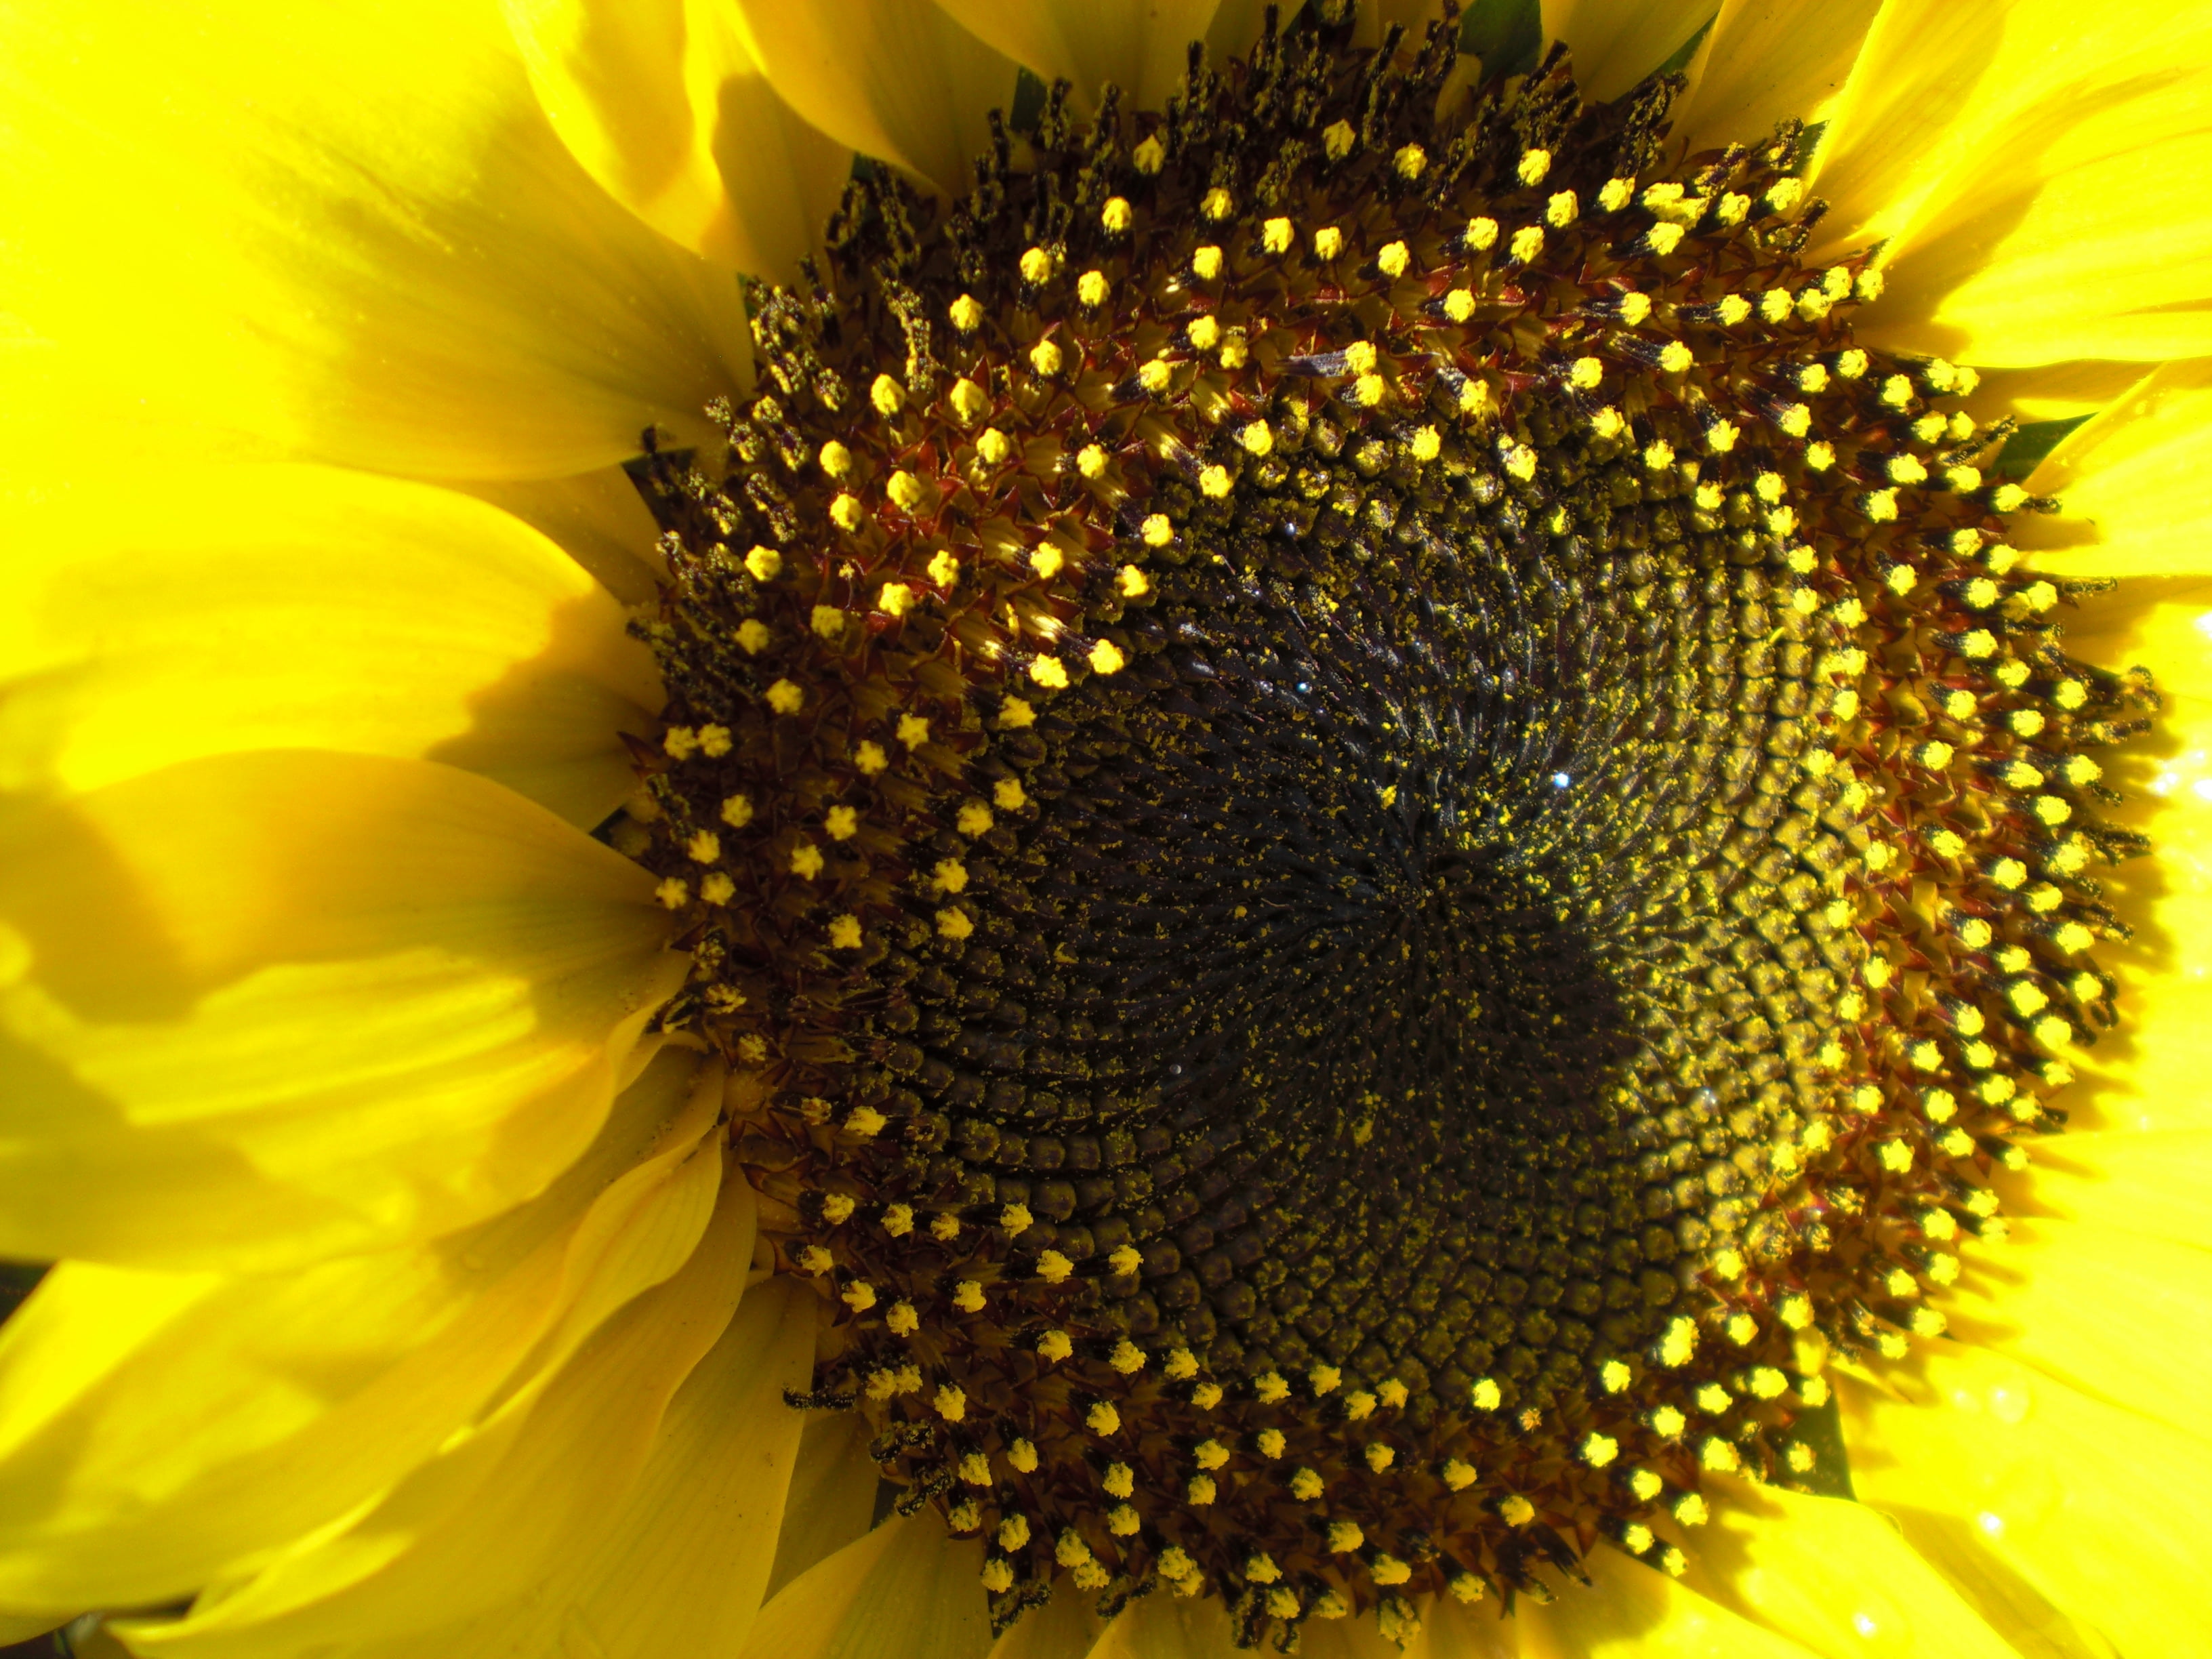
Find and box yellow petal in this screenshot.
[1965,359,2156,427]
[459,465,672,609]
[0,750,686,1272]
[0,0,751,480]
[2003,1129,2212,1252]
[738,1511,992,1659]
[364,1277,817,1659]
[0,1050,720,1611]
[2011,361,2212,577]
[0,1612,71,1644]
[1839,1342,2212,1659]
[764,1410,888,1602]
[1675,0,1881,157]
[1818,3,2212,363]
[1082,1590,1239,1659]
[1541,0,1717,103]
[118,1172,752,1659]
[1675,1475,2020,1658]
[1513,1545,1821,1658]
[729,0,1021,198]
[1938,1218,2211,1441]
[931,0,1221,112]
[988,1584,1105,1659]
[502,0,853,277]
[0,464,661,829]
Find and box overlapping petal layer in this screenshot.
[1540,0,1715,103]
[1818,0,2212,364]
[737,1509,992,1659]
[1839,1340,2212,1658]
[501,0,853,276]
[0,0,751,477]
[0,464,661,828]
[0,1050,722,1612]
[112,1175,756,1659]
[1673,0,1881,157]
[0,750,687,1271]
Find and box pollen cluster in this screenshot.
[614,7,2151,1647]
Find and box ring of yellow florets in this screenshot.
[615,14,2152,1648]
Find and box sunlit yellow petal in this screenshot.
[1938,1218,2211,1440]
[932,0,1221,112]
[738,1511,991,1659]
[503,0,853,277]
[1513,1545,1820,1658]
[764,1412,886,1602]
[1839,1343,2212,1659]
[1675,1475,2019,1658]
[2003,1128,2212,1249]
[1541,0,1717,103]
[0,464,660,828]
[1675,0,1880,157]
[2010,362,2212,577]
[0,0,750,479]
[459,465,672,609]
[0,1050,721,1612]
[728,0,1020,199]
[1965,359,2158,426]
[0,750,686,1272]
[1818,2,2212,363]
[117,1173,751,1659]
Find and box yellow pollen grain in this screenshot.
[1759,289,1792,324]
[1498,1494,1536,1526]
[699,873,735,905]
[1029,337,1064,377]
[1806,441,1836,470]
[654,876,690,909]
[1376,239,1410,277]
[947,377,988,426]
[1645,222,1685,255]
[1715,192,1749,226]
[1838,348,1870,379]
[1312,224,1346,260]
[1570,355,1604,390]
[1028,656,1070,690]
[895,712,930,748]
[1510,224,1545,262]
[935,907,973,941]
[1089,638,1127,675]
[789,842,823,880]
[1239,419,1275,457]
[975,428,1014,468]
[877,581,916,618]
[853,739,888,776]
[1199,463,1233,498]
[1546,189,1578,227]
[1017,245,1052,285]
[686,829,722,863]
[1100,194,1134,236]
[1409,425,1442,462]
[1706,420,1739,453]
[743,544,783,583]
[811,603,847,640]
[827,493,863,531]
[1262,216,1294,253]
[1643,439,1675,470]
[827,914,862,950]
[1200,186,1234,220]
[1351,372,1386,407]
[1393,141,1427,179]
[994,777,1027,811]
[1030,541,1063,580]
[766,678,805,714]
[735,619,769,654]
[1191,243,1224,281]
[948,293,982,332]
[1658,340,1692,374]
[927,548,961,588]
[867,372,904,417]
[1187,314,1221,352]
[1517,146,1551,185]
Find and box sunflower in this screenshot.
[2,0,2209,1656]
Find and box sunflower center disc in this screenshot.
[616,7,2153,1645]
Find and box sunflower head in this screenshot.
[609,11,2154,1641]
